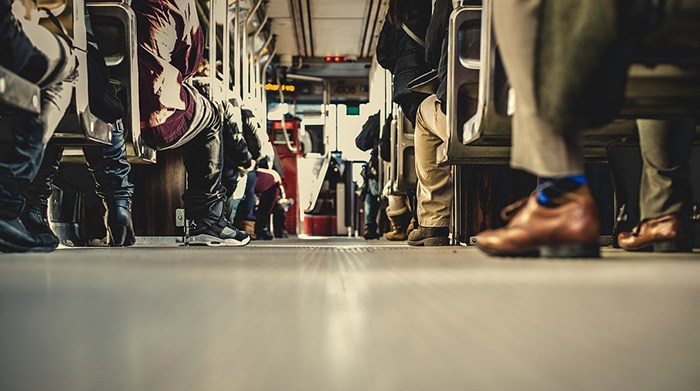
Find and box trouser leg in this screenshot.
[414,95,451,227]
[83,122,134,200]
[236,170,257,222]
[637,118,695,220]
[365,179,379,226]
[21,144,64,207]
[180,101,225,221]
[493,0,584,177]
[0,82,73,218]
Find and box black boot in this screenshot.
[255,215,274,241]
[104,198,136,246]
[22,203,59,245]
[0,215,58,253]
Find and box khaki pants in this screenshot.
[493,0,584,177]
[415,95,451,227]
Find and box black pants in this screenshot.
[0,5,74,219]
[21,122,134,208]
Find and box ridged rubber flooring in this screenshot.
[1,237,699,390]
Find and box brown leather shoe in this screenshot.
[618,214,693,252]
[476,190,600,258]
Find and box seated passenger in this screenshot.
[0,0,77,252]
[133,0,249,246]
[476,1,695,257]
[22,12,135,247]
[253,168,282,241]
[376,0,436,245]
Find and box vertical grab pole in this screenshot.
[234,0,240,100]
[243,0,264,102]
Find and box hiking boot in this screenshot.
[104,198,136,247]
[0,216,58,253]
[407,226,450,247]
[187,218,250,246]
[385,210,412,241]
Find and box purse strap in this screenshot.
[401,23,425,48]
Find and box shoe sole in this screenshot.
[186,234,251,247]
[407,237,450,247]
[478,244,599,258]
[0,238,56,253]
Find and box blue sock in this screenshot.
[536,174,587,208]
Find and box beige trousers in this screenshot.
[493,0,585,177]
[415,95,451,227]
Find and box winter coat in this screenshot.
[376,0,432,107]
[425,0,452,113]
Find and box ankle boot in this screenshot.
[22,203,59,246]
[1,215,58,253]
[239,220,257,240]
[104,198,136,246]
[385,209,413,241]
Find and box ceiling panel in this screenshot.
[313,18,365,57]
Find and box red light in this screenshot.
[325,56,332,62]
[334,56,341,62]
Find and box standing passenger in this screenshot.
[376,0,432,243]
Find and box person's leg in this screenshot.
[409,95,451,246]
[20,144,64,242]
[385,194,412,241]
[618,119,695,252]
[234,170,257,238]
[175,90,249,246]
[363,179,380,240]
[255,183,279,240]
[0,83,72,251]
[475,0,600,258]
[83,121,135,246]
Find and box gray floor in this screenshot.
[1,238,699,391]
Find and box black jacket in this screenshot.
[241,109,262,160]
[376,0,432,106]
[425,0,452,112]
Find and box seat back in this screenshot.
[38,0,113,145]
[88,2,156,163]
[390,109,417,194]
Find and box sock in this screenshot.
[536,174,587,208]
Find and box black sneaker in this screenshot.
[0,216,58,253]
[187,218,251,247]
[407,226,450,247]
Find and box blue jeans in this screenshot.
[364,178,380,226]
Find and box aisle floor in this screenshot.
[1,237,699,390]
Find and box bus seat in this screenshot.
[37,0,113,146]
[0,65,41,115]
[390,109,417,194]
[87,2,156,164]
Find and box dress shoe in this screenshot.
[105,198,136,247]
[0,216,58,253]
[407,226,449,246]
[476,190,600,258]
[618,213,693,252]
